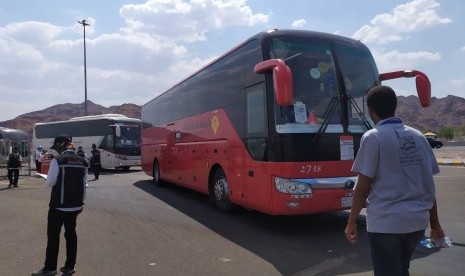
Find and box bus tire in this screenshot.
[153,160,163,187]
[212,168,234,212]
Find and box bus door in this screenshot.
[244,83,269,208]
[164,122,177,182]
[228,146,247,204]
[100,133,114,168]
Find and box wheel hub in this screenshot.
[214,178,227,201]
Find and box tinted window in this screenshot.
[143,39,262,126]
[334,42,379,97]
[211,47,244,109]
[189,70,210,115]
[246,84,267,135]
[156,93,171,125]
[35,119,113,138]
[172,82,189,121]
[244,39,265,86]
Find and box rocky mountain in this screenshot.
[1,95,464,137]
[0,101,141,136]
[396,95,465,131]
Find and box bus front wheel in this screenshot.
[153,161,163,186]
[212,168,234,212]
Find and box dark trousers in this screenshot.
[7,168,19,185]
[368,230,425,276]
[36,160,41,173]
[91,164,101,179]
[44,208,82,270]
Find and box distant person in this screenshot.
[6,146,22,188]
[32,135,88,276]
[39,150,50,174]
[76,146,88,160]
[35,145,43,173]
[90,143,101,180]
[39,149,48,160]
[344,86,447,276]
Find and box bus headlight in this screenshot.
[275,177,312,194]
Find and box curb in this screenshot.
[436,159,465,166]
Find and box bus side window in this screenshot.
[246,84,267,134]
[107,134,114,147]
[245,39,264,87]
[245,83,267,161]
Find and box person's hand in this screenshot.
[430,227,446,245]
[430,227,445,241]
[345,222,358,245]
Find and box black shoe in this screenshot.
[31,268,57,275]
[13,185,18,188]
[60,266,76,274]
[8,184,12,188]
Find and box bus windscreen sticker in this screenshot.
[340,135,354,160]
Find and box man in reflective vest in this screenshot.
[32,135,88,276]
[6,146,22,188]
[90,143,101,180]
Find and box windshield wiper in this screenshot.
[348,96,372,130]
[313,96,339,142]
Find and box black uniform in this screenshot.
[90,148,101,180]
[7,152,21,187]
[43,150,88,272]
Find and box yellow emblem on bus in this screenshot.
[211,115,219,135]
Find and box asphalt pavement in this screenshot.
[0,148,463,276]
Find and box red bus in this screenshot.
[141,29,430,215]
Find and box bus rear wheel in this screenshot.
[212,168,234,212]
[153,161,163,186]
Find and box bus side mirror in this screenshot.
[254,59,293,106]
[113,125,121,138]
[379,70,431,107]
[414,73,431,107]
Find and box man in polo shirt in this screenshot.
[344,86,447,276]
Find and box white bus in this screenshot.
[33,114,141,170]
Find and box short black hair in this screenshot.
[367,85,397,119]
[50,135,72,150]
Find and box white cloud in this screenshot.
[352,0,451,44]
[451,79,465,86]
[0,21,64,44]
[291,19,306,29]
[373,49,441,72]
[0,0,269,121]
[119,0,269,42]
[461,46,465,52]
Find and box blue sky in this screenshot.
[0,0,464,121]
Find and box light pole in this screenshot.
[78,19,90,116]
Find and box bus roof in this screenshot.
[0,127,30,141]
[69,114,131,121]
[143,29,366,107]
[34,114,141,126]
[244,29,363,47]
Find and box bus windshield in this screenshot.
[270,37,377,134]
[115,124,141,148]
